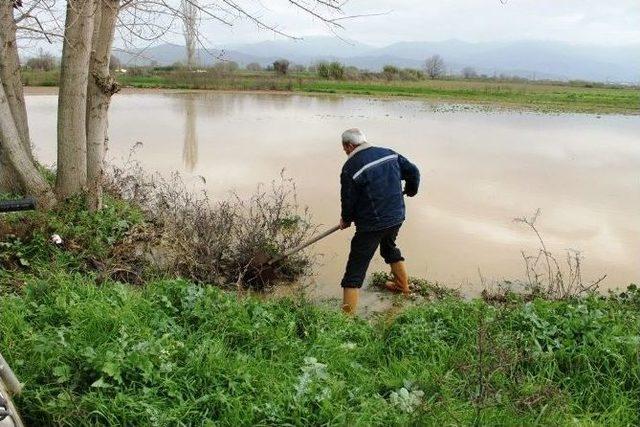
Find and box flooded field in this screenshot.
[25,88,640,300]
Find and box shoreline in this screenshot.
[23,83,640,116]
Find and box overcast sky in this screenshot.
[20,0,640,55]
[184,0,640,47]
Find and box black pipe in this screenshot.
[0,197,37,213]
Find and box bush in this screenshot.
[212,61,239,75]
[273,59,290,75]
[105,160,315,289]
[246,62,262,72]
[399,68,423,81]
[382,65,399,81]
[316,62,330,79]
[328,62,345,80]
[344,66,360,80]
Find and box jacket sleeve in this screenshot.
[398,154,420,197]
[340,169,357,223]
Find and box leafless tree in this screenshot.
[462,66,477,79]
[0,0,56,208]
[86,0,120,210]
[55,0,96,199]
[425,54,444,79]
[181,0,198,68]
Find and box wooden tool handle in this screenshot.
[268,224,341,265]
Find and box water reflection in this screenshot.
[182,94,198,172]
[24,89,640,297]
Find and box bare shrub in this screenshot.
[424,54,445,79]
[25,49,57,71]
[514,209,606,299]
[105,153,315,290]
[382,65,399,81]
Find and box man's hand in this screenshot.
[339,218,352,230]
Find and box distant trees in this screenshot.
[273,59,290,75]
[246,62,262,71]
[461,66,478,79]
[291,64,306,73]
[425,54,445,79]
[109,55,122,71]
[25,49,57,71]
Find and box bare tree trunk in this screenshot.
[181,0,198,68]
[86,0,120,211]
[0,76,56,209]
[55,0,96,199]
[0,1,33,193]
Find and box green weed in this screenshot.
[1,278,638,425]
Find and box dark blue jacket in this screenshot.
[341,145,420,232]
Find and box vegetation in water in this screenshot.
[1,165,314,292]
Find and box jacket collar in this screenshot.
[348,142,372,159]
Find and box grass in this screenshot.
[1,276,638,425]
[21,68,640,114]
[1,192,639,425]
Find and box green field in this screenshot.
[1,193,639,425]
[21,69,640,114]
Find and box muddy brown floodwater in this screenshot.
[25,88,640,305]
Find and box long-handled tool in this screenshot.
[247,224,341,285]
[0,197,36,213]
[0,355,21,397]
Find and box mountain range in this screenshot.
[114,37,640,83]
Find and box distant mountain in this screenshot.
[225,36,374,60]
[115,44,264,67]
[114,38,640,83]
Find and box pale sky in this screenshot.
[20,0,640,56]
[188,0,640,47]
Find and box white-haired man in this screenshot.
[338,128,420,315]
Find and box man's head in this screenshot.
[341,128,367,156]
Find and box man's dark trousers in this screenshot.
[341,224,404,288]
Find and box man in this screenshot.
[339,128,420,315]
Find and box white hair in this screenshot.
[341,128,367,146]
